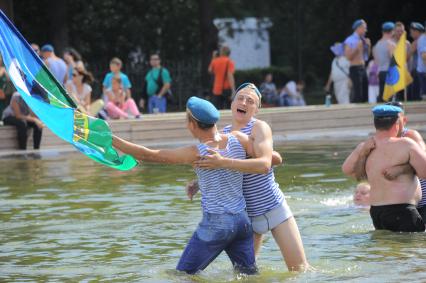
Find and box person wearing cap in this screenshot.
[373,22,396,102]
[416,21,426,99]
[374,102,426,224]
[325,42,351,104]
[41,44,67,85]
[188,83,309,271]
[408,22,425,100]
[344,19,371,103]
[342,104,426,232]
[112,96,277,275]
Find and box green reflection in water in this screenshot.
[1,142,426,282]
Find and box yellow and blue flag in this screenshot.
[383,31,413,101]
[0,11,138,170]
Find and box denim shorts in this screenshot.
[250,200,293,234]
[176,210,257,275]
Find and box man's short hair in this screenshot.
[110,57,122,66]
[220,45,231,56]
[186,113,214,130]
[395,21,405,29]
[374,115,399,130]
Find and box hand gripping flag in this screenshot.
[383,32,413,101]
[0,11,138,171]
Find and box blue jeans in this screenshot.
[148,95,166,113]
[176,211,257,275]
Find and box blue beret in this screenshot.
[186,96,220,124]
[410,22,425,32]
[41,44,54,52]
[235,82,263,107]
[372,105,403,117]
[352,19,365,30]
[382,22,395,32]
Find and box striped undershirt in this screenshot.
[195,134,246,214]
[418,179,426,208]
[223,118,284,217]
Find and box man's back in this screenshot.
[366,137,420,205]
[47,57,67,84]
[373,39,394,72]
[210,56,234,95]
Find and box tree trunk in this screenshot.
[199,0,218,93]
[47,0,68,55]
[0,0,14,21]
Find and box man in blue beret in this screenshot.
[344,19,371,103]
[373,22,396,102]
[342,104,426,232]
[409,22,425,100]
[40,44,67,85]
[112,96,277,275]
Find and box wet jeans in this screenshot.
[176,210,257,275]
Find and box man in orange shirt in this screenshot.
[208,45,236,109]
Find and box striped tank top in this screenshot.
[223,119,285,217]
[402,128,426,207]
[195,134,246,214]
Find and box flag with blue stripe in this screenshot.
[0,11,137,171]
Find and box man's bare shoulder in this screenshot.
[405,129,426,149]
[396,137,417,144]
[252,119,272,134]
[390,137,419,149]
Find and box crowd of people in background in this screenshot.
[324,19,426,105]
[0,43,177,149]
[1,18,426,150]
[259,75,306,107]
[208,45,307,109]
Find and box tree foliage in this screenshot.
[11,0,426,92]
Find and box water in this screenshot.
[1,142,426,282]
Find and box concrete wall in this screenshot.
[1,102,425,153]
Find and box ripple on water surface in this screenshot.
[2,145,426,282]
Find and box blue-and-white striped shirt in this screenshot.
[195,134,246,214]
[223,119,285,217]
[419,179,426,208]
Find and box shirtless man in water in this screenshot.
[342,105,426,232]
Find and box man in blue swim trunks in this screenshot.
[342,105,426,232]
